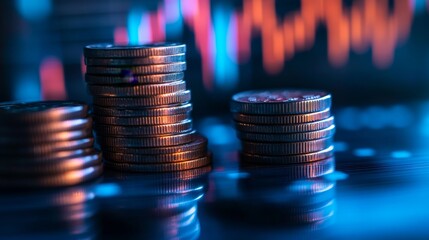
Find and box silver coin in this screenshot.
[104,134,207,155]
[85,72,184,85]
[241,137,333,155]
[98,131,196,148]
[237,125,335,142]
[103,149,207,164]
[0,117,92,134]
[0,101,88,123]
[93,113,190,126]
[230,89,331,114]
[104,154,211,172]
[94,120,193,136]
[0,150,102,174]
[233,108,331,124]
[87,81,186,97]
[0,138,95,156]
[241,145,334,164]
[84,43,186,58]
[234,116,334,133]
[92,103,192,117]
[85,53,186,66]
[0,165,103,188]
[86,62,186,75]
[0,128,93,144]
[92,90,191,107]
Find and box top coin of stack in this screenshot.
[83,43,211,172]
[230,89,335,164]
[0,101,103,188]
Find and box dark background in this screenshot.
[0,0,428,117]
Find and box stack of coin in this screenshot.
[83,43,211,172]
[230,89,335,164]
[0,101,102,188]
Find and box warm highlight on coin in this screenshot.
[0,101,102,188]
[83,42,211,172]
[231,89,335,165]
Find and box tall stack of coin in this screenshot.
[230,90,335,164]
[0,101,102,188]
[83,43,210,172]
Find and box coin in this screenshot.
[85,53,186,66]
[241,146,334,164]
[98,131,196,148]
[85,72,184,85]
[86,62,186,75]
[93,113,189,126]
[104,154,211,172]
[0,101,88,123]
[103,149,208,164]
[0,128,92,144]
[104,134,208,155]
[230,89,331,114]
[87,81,186,97]
[92,103,192,117]
[234,116,334,133]
[233,108,331,124]
[84,43,186,58]
[237,125,336,142]
[94,120,192,136]
[242,157,335,178]
[7,148,97,163]
[241,137,333,155]
[92,90,191,107]
[0,138,94,156]
[0,165,103,188]
[0,150,102,174]
[0,117,92,134]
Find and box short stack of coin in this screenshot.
[83,43,211,172]
[0,101,102,188]
[230,89,335,165]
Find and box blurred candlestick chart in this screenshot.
[114,0,421,90]
[3,0,429,101]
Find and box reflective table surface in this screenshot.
[1,101,429,240]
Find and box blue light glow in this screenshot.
[391,150,411,159]
[128,8,144,44]
[95,183,121,197]
[353,148,376,157]
[334,141,349,152]
[13,72,40,101]
[388,105,413,128]
[165,0,183,38]
[337,107,362,130]
[213,6,238,90]
[360,106,388,129]
[15,0,51,21]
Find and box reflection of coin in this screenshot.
[231,89,331,114]
[241,146,334,164]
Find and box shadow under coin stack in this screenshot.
[230,90,335,165]
[0,101,102,188]
[83,43,211,172]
